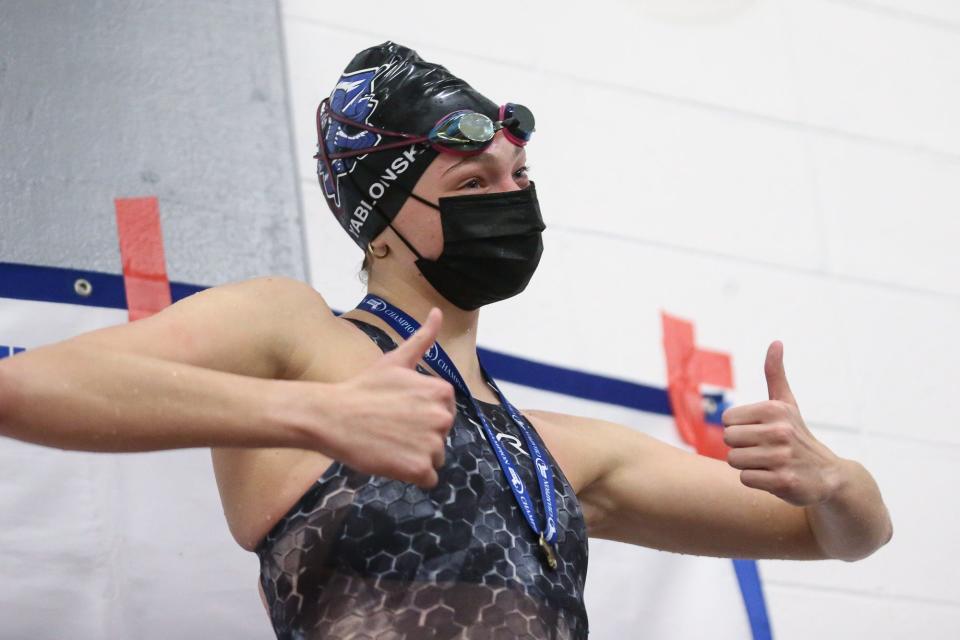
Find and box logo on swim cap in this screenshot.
[319,67,381,207]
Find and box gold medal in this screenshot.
[539,533,558,571]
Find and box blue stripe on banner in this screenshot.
[0,260,772,640]
[478,347,673,416]
[0,261,204,309]
[704,392,731,426]
[733,559,773,640]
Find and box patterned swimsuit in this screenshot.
[255,319,590,639]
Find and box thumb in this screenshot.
[381,307,442,369]
[764,340,797,406]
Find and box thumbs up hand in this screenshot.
[320,308,456,488]
[721,341,844,507]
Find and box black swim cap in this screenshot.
[316,42,499,250]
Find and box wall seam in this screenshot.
[274,0,312,284]
[763,577,960,608]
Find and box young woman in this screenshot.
[0,42,891,639]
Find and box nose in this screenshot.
[491,174,523,192]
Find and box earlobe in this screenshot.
[368,242,390,259]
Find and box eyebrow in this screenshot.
[441,145,524,177]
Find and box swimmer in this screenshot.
[0,42,892,640]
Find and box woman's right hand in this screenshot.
[305,308,456,488]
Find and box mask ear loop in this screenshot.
[342,158,434,262]
[403,189,442,211]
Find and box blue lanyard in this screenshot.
[358,294,560,568]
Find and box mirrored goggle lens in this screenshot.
[501,103,535,142]
[427,104,536,152]
[428,110,495,150]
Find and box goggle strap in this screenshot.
[318,97,431,161]
[315,102,345,212]
[322,98,422,140]
[328,138,427,161]
[319,97,532,163]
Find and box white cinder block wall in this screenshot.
[280,1,960,637]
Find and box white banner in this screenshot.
[0,288,762,639]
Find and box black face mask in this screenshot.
[395,183,546,311]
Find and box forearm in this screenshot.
[805,457,893,561]
[0,343,323,452]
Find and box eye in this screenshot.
[460,177,483,189]
[514,165,531,181]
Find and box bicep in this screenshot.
[65,276,332,379]
[583,423,826,560]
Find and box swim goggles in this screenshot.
[314,98,535,163]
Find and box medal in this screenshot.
[539,533,559,571]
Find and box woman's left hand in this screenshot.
[721,341,845,507]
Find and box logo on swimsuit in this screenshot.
[495,432,529,457]
[364,297,387,312]
[535,457,549,479]
[508,467,525,493]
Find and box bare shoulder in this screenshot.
[220,275,333,314]
[69,275,337,380]
[178,275,338,350]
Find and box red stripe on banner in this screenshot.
[661,312,734,460]
[692,348,734,389]
[114,197,172,322]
